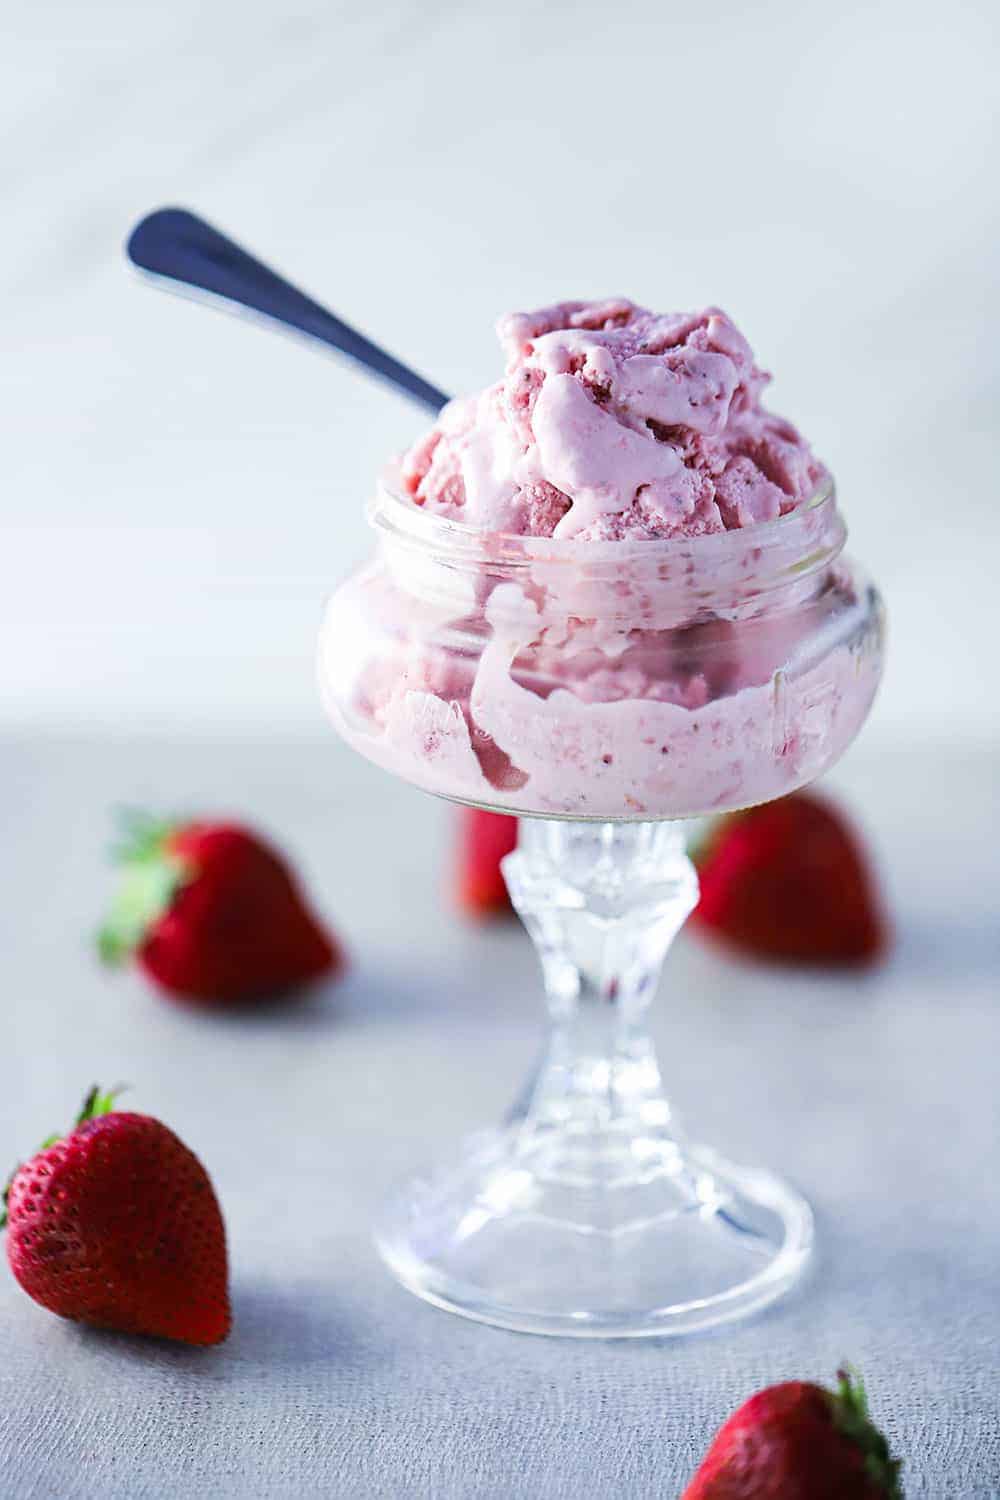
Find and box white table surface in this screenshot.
[1,732,997,1498]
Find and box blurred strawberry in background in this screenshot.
[454,807,518,918]
[99,812,343,1006]
[454,793,888,967]
[692,791,888,967]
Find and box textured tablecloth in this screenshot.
[1,733,997,1499]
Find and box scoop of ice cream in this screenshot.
[401,299,825,540]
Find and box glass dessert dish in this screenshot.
[319,473,884,1337]
[124,224,885,1336]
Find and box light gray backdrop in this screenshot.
[2,0,998,745]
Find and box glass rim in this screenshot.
[369,468,846,590]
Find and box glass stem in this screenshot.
[502,820,698,1151]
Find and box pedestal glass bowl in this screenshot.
[319,474,884,1336]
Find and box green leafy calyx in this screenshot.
[829,1366,903,1498]
[76,1084,124,1124]
[687,812,738,871]
[97,809,190,964]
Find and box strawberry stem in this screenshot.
[109,807,177,862]
[97,809,190,965]
[830,1365,903,1497]
[76,1084,125,1124]
[685,814,723,871]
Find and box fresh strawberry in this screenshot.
[692,791,887,966]
[3,1087,230,1346]
[99,811,342,1006]
[681,1367,902,1498]
[454,807,519,917]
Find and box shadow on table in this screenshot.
[888,914,1000,984]
[69,1284,388,1375]
[156,964,470,1039]
[226,1277,392,1372]
[182,938,536,1037]
[70,1321,230,1373]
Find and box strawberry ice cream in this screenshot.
[320,300,884,820]
[401,301,825,540]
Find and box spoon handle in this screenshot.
[126,208,450,415]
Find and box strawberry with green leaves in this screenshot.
[3,1087,230,1346]
[99,811,342,1006]
[682,1368,902,1498]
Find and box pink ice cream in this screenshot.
[320,300,883,820]
[401,300,826,542]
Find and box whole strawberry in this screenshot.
[692,791,887,966]
[99,811,342,1006]
[682,1368,902,1499]
[3,1087,230,1346]
[454,808,519,918]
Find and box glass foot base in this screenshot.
[375,1126,813,1338]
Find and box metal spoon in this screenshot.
[126,207,450,415]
